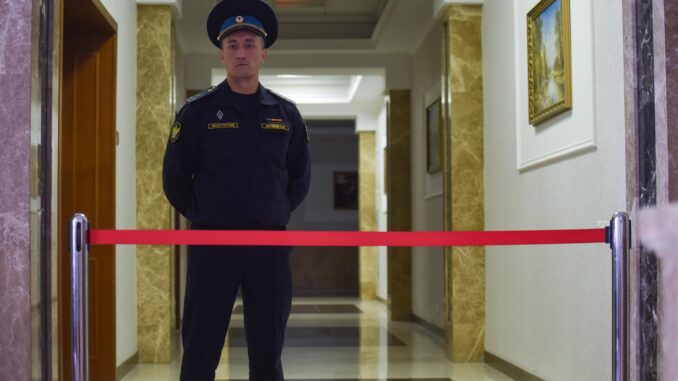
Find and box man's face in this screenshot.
[219,29,267,81]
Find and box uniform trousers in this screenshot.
[179,241,292,381]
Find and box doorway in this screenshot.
[287,119,360,296]
[58,0,117,380]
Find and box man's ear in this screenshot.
[261,48,268,62]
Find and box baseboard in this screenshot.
[116,351,139,381]
[484,351,545,381]
[411,313,445,338]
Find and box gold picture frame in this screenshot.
[426,97,442,173]
[527,0,572,125]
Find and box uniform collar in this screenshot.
[258,85,278,106]
[216,79,278,106]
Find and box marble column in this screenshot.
[358,131,378,300]
[386,90,412,321]
[643,4,678,381]
[664,0,678,203]
[441,5,485,362]
[136,5,174,363]
[624,0,662,378]
[0,1,34,380]
[623,0,643,378]
[638,203,678,381]
[623,0,678,376]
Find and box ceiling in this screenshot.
[270,0,387,40]
[175,0,434,54]
[257,74,363,104]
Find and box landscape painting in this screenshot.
[527,0,572,125]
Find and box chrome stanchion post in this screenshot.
[609,212,630,381]
[70,214,89,381]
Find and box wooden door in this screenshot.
[58,1,117,379]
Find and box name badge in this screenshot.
[261,123,290,132]
[209,122,238,130]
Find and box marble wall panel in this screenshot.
[442,5,485,362]
[623,0,673,377]
[654,0,668,206]
[649,3,678,380]
[666,0,678,202]
[358,132,378,300]
[635,0,659,378]
[0,1,34,380]
[136,5,174,363]
[387,90,412,321]
[622,0,642,377]
[638,203,678,381]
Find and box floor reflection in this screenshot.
[120,298,514,381]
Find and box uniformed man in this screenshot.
[162,0,311,379]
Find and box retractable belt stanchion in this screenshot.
[69,214,89,381]
[69,212,631,381]
[609,212,631,381]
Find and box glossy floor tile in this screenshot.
[227,326,406,347]
[120,298,514,381]
[233,303,362,314]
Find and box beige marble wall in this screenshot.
[387,90,412,321]
[442,5,485,362]
[136,5,174,363]
[358,132,378,300]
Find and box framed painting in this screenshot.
[333,171,358,210]
[527,0,572,125]
[426,97,442,173]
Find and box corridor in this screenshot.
[5,0,678,380]
[120,298,512,381]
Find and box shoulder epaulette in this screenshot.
[268,89,297,105]
[186,86,218,104]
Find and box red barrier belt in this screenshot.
[89,228,607,247]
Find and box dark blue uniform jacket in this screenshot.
[162,80,311,228]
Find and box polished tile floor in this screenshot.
[120,298,513,381]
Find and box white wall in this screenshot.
[483,0,625,380]
[410,20,444,329]
[99,0,138,367]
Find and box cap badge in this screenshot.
[235,16,244,24]
[217,109,224,120]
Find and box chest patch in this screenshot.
[261,122,290,132]
[208,122,239,130]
